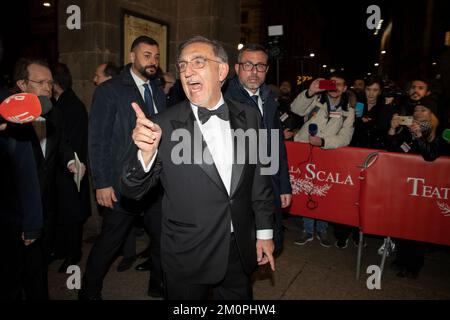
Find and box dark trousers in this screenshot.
[395,239,425,273]
[81,204,162,296]
[143,198,163,291]
[55,223,84,261]
[0,222,48,300]
[272,195,284,253]
[121,224,137,259]
[334,223,359,242]
[164,234,252,300]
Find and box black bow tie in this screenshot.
[197,104,229,124]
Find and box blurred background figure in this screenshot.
[93,62,119,86]
[52,62,91,273]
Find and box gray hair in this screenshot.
[177,36,228,64]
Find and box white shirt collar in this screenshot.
[244,87,260,98]
[130,67,149,87]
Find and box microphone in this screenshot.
[308,123,318,136]
[443,129,450,143]
[0,93,52,124]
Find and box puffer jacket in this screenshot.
[291,90,355,149]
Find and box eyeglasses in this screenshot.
[239,62,268,72]
[177,57,222,73]
[27,79,54,87]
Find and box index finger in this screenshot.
[268,253,275,271]
[132,102,146,119]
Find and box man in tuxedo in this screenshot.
[81,36,166,300]
[224,43,292,255]
[120,36,275,300]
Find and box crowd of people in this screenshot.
[0,33,449,301]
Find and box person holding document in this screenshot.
[52,63,90,273]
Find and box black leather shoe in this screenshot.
[135,258,152,271]
[117,256,137,272]
[58,258,80,273]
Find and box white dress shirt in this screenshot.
[32,116,47,157]
[244,87,263,116]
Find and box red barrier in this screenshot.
[359,151,450,246]
[286,141,450,246]
[286,141,379,227]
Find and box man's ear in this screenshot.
[16,80,27,92]
[219,63,229,82]
[129,51,135,64]
[343,85,348,92]
[234,63,239,75]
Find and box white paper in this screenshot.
[73,152,82,192]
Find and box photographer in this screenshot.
[291,74,355,248]
[386,96,441,278]
[386,96,440,161]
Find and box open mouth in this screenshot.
[187,80,202,92]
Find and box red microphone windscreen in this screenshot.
[0,93,42,123]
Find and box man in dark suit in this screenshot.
[81,36,166,300]
[224,44,292,255]
[13,59,79,287]
[16,61,78,248]
[52,63,91,273]
[120,36,275,300]
[0,118,45,300]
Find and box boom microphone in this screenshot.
[0,93,52,124]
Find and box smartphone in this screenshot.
[319,79,337,91]
[397,116,413,126]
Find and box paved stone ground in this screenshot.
[48,215,450,300]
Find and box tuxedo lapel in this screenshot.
[228,100,247,198]
[169,101,228,196]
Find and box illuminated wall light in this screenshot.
[322,65,327,68]
[309,53,315,58]
[432,62,437,66]
[43,2,51,7]
[381,50,386,54]
[237,43,244,50]
[367,72,372,76]
[374,63,379,67]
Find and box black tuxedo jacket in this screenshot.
[120,99,275,284]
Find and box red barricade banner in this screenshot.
[285,141,379,227]
[360,151,450,246]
